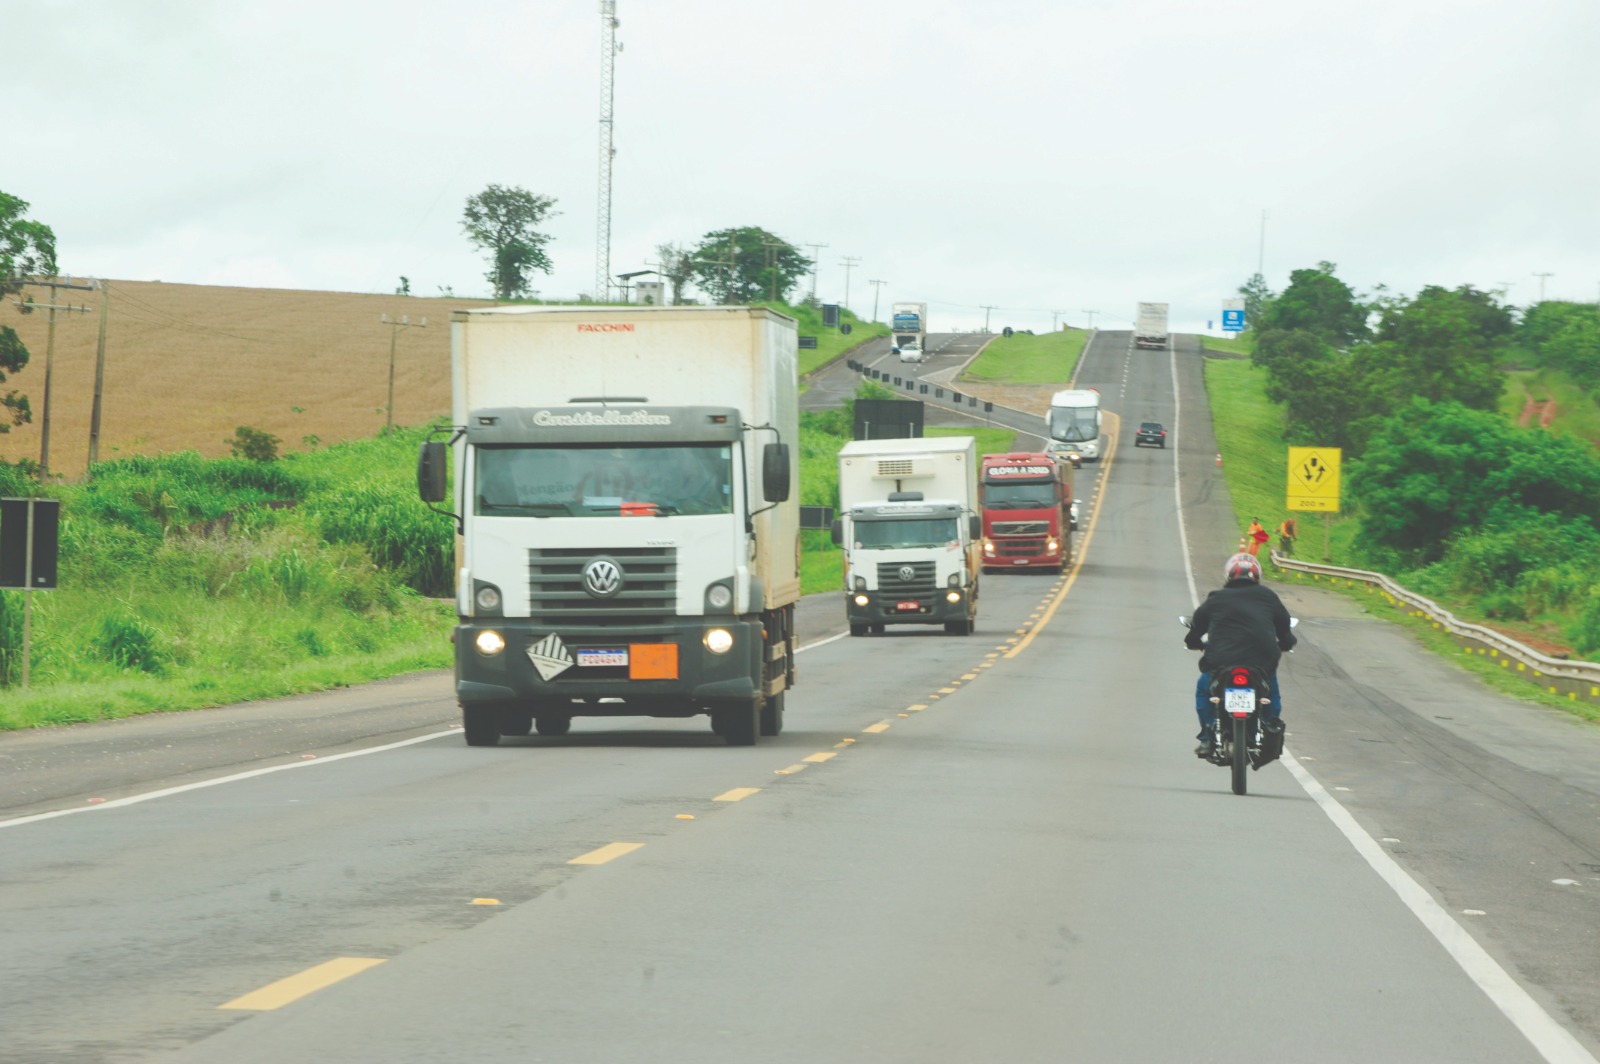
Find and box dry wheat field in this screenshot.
[0,280,498,479]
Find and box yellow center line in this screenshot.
[775,763,810,775]
[863,721,891,734]
[1004,424,1114,659]
[961,672,978,680]
[714,787,761,802]
[218,957,386,1011]
[937,687,957,694]
[803,751,837,763]
[568,841,644,866]
[906,703,928,711]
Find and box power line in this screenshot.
[838,256,860,314]
[13,276,96,480]
[379,314,428,431]
[867,279,888,323]
[803,242,828,303]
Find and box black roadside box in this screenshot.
[0,497,61,589]
[853,399,924,440]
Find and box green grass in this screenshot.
[1501,367,1600,446]
[962,328,1088,384]
[1201,332,1254,356]
[756,301,890,378]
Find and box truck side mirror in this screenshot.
[969,516,981,540]
[763,442,791,502]
[418,441,448,503]
[830,518,843,546]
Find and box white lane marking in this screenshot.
[0,730,459,830]
[1176,338,1594,1063]
[1283,752,1596,1063]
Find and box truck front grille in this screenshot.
[527,547,677,625]
[877,560,935,595]
[992,521,1049,536]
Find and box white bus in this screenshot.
[1045,388,1104,462]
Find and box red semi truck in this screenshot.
[979,452,1075,573]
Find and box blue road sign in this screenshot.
[1222,308,1246,333]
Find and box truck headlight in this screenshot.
[475,629,506,656]
[946,590,961,604]
[706,583,733,610]
[982,539,995,555]
[947,573,961,587]
[1046,538,1059,553]
[704,628,734,654]
[853,576,866,592]
[853,593,869,607]
[475,585,502,612]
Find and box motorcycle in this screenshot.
[1179,616,1296,796]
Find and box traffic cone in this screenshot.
[1216,453,1223,467]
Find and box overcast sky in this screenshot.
[9,0,1598,334]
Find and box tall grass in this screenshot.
[962,329,1088,384]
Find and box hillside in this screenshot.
[0,281,499,479]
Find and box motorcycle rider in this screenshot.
[1185,553,1296,762]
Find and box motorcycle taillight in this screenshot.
[1230,669,1250,687]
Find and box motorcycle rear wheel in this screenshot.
[1230,716,1249,795]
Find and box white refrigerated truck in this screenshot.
[891,301,928,362]
[1135,302,1169,349]
[831,435,981,636]
[417,305,801,746]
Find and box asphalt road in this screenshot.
[3,334,1599,1063]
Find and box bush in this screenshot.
[227,425,281,462]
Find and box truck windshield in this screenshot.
[475,444,733,517]
[853,517,960,550]
[1048,406,1098,443]
[982,481,1056,509]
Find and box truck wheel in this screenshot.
[498,709,533,736]
[715,699,759,746]
[759,692,785,737]
[849,623,867,637]
[462,706,501,747]
[534,716,571,737]
[870,624,885,635]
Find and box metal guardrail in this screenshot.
[1272,552,1600,704]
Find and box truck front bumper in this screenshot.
[455,617,764,713]
[845,589,972,627]
[983,535,1063,570]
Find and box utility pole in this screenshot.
[1258,209,1268,279]
[88,279,111,468]
[761,239,784,303]
[803,242,828,303]
[1083,308,1099,328]
[594,0,621,302]
[838,256,860,315]
[380,314,428,431]
[1051,309,1066,331]
[1533,271,1554,304]
[981,304,998,332]
[15,276,96,480]
[717,234,740,304]
[867,279,888,322]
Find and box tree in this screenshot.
[1237,272,1273,331]
[687,227,811,305]
[654,242,695,305]
[1358,284,1510,411]
[0,191,57,434]
[1259,262,1369,347]
[461,185,559,301]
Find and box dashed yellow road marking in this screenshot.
[961,673,978,680]
[714,787,761,802]
[863,721,891,734]
[218,957,387,1011]
[907,703,928,712]
[938,687,957,694]
[472,898,500,906]
[775,763,810,775]
[568,842,644,866]
[803,751,837,763]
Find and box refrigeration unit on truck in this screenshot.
[1044,388,1105,463]
[831,435,981,636]
[979,452,1077,573]
[1135,302,1169,349]
[416,305,801,748]
[891,301,928,362]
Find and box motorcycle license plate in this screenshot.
[1224,688,1255,716]
[896,601,920,612]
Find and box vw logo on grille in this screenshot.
[898,565,916,582]
[582,557,624,598]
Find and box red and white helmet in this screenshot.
[1224,552,1262,584]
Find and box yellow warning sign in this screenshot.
[1287,447,1341,512]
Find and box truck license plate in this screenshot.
[1224,688,1255,716]
[896,601,920,612]
[577,648,628,668]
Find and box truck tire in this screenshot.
[534,716,572,737]
[462,705,501,747]
[849,623,867,637]
[715,699,759,746]
[759,691,785,737]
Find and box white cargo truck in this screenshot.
[1135,302,1169,349]
[831,436,981,636]
[417,305,801,747]
[891,301,928,362]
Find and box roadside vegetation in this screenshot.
[1212,263,1600,672]
[962,327,1088,384]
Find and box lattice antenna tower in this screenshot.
[595,1,621,302]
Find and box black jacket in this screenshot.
[1186,579,1296,675]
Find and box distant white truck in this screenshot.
[891,301,928,362]
[831,436,981,636]
[417,305,801,747]
[1135,302,1169,349]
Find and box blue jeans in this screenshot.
[1194,671,1282,736]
